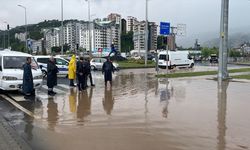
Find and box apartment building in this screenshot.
[133,21,157,51]
[127,16,138,33]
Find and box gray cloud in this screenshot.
[1,0,250,46]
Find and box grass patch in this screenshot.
[118,60,155,69]
[232,74,250,80]
[157,68,250,78]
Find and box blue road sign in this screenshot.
[160,22,170,35]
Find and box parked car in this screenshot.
[209,54,218,63]
[34,55,69,77]
[90,58,119,71]
[0,49,43,90]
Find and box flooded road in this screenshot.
[1,69,250,150]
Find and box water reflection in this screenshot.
[22,97,42,141]
[47,97,59,131]
[68,88,77,113]
[77,88,93,122]
[217,81,229,150]
[157,79,174,118]
[102,86,114,115]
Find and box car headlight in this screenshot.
[34,75,43,79]
[2,76,18,81]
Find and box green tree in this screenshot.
[201,47,219,58]
[157,35,167,49]
[121,31,134,53]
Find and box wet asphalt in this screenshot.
[0,65,250,150]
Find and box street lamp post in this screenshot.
[18,4,28,53]
[85,0,92,58]
[61,0,64,55]
[218,0,229,83]
[145,0,148,67]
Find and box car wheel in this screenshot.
[91,65,96,70]
[189,63,194,68]
[42,70,47,78]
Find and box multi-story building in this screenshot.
[127,16,138,33]
[43,28,60,54]
[133,21,157,51]
[14,33,26,42]
[107,13,121,25]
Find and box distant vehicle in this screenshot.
[34,55,69,77]
[209,54,218,63]
[158,50,194,69]
[0,49,43,91]
[90,58,119,71]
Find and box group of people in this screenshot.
[68,55,95,92]
[22,56,58,97]
[22,55,115,98]
[68,55,115,91]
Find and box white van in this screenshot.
[34,55,69,77]
[158,50,194,69]
[0,49,43,91]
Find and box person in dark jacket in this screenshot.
[102,57,114,87]
[84,58,95,87]
[47,56,58,96]
[76,57,86,91]
[22,57,34,96]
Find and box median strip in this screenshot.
[156,68,250,78]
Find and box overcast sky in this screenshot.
[1,0,250,46]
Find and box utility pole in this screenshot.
[145,0,148,67]
[18,4,28,53]
[218,0,229,82]
[86,0,92,58]
[61,0,64,55]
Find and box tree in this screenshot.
[121,31,134,53]
[157,35,167,50]
[201,47,219,58]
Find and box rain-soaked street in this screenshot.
[0,67,250,150]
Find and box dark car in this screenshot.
[209,54,218,63]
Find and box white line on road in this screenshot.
[41,85,66,93]
[0,94,40,119]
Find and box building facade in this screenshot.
[127,16,138,33]
[133,21,157,51]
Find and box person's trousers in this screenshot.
[77,74,85,90]
[69,79,74,86]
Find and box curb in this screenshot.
[0,115,32,150]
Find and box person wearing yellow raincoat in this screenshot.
[68,55,76,86]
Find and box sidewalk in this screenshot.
[0,115,31,150]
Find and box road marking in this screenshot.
[0,94,40,119]
[7,94,28,102]
[57,84,71,90]
[41,85,65,93]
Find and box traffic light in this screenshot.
[7,24,10,30]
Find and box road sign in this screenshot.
[177,24,186,36]
[160,22,170,35]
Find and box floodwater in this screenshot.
[4,69,250,150]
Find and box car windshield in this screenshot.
[3,56,39,69]
[159,54,169,61]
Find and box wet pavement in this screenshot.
[0,67,250,150]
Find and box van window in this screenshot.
[37,58,49,64]
[159,54,169,61]
[56,58,68,65]
[3,56,38,70]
